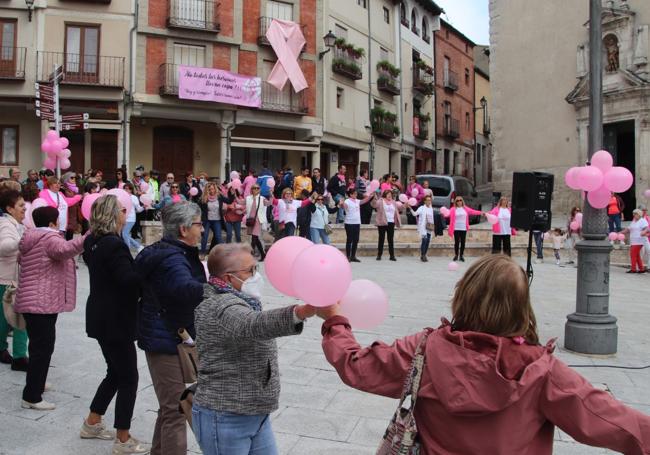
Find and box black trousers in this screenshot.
[345,224,360,259]
[22,313,58,403]
[360,202,373,225]
[453,230,467,257]
[90,339,139,430]
[492,235,512,256]
[251,235,266,259]
[377,223,395,259]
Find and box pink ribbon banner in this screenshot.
[178,65,262,108]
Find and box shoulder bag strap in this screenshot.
[398,328,433,408]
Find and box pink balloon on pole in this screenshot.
[264,236,313,297]
[398,194,408,203]
[81,193,102,220]
[59,158,71,170]
[291,244,352,307]
[411,189,418,197]
[603,167,634,193]
[339,280,389,330]
[486,213,498,225]
[267,177,276,188]
[577,166,604,192]
[59,137,70,149]
[140,194,153,207]
[439,206,450,217]
[41,141,53,154]
[189,187,199,196]
[23,202,34,229]
[43,156,57,170]
[591,150,613,173]
[448,261,459,271]
[408,197,417,207]
[586,185,611,209]
[46,130,59,141]
[107,188,133,214]
[564,167,582,190]
[61,149,71,159]
[570,221,580,231]
[617,233,625,241]
[608,232,618,241]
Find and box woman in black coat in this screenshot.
[81,195,148,454]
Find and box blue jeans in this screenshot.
[202,220,222,253]
[310,227,330,245]
[225,221,242,243]
[420,232,431,257]
[533,231,543,259]
[122,221,141,250]
[334,194,345,223]
[608,213,622,233]
[192,405,278,455]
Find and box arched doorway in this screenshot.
[152,126,194,179]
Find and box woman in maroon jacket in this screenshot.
[317,255,650,454]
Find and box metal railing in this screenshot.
[159,63,179,95]
[37,51,124,87]
[377,69,400,95]
[168,0,219,31]
[414,117,429,139]
[413,67,434,95]
[443,69,458,90]
[332,47,362,80]
[371,116,397,139]
[0,47,26,80]
[443,118,460,138]
[258,17,305,49]
[260,82,307,114]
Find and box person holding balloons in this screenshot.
[315,254,650,454]
[488,196,514,257]
[405,176,425,225]
[565,207,582,265]
[371,190,404,261]
[154,182,187,209]
[619,209,649,273]
[223,186,245,243]
[192,243,316,455]
[0,189,28,372]
[273,187,315,238]
[444,196,483,262]
[407,194,435,262]
[607,192,625,240]
[180,172,202,203]
[38,176,82,237]
[339,188,374,262]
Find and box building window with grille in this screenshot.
[65,24,99,83]
[266,0,293,20]
[383,7,390,24]
[466,112,471,130]
[443,101,451,131]
[336,87,344,109]
[0,126,18,165]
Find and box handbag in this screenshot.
[325,224,333,235]
[425,222,435,232]
[177,328,199,384]
[2,283,25,331]
[376,328,432,455]
[246,196,262,227]
[179,382,197,427]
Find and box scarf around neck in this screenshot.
[209,276,262,312]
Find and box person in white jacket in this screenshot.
[408,195,435,262]
[245,184,272,260]
[122,183,144,252]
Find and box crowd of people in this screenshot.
[0,161,650,454]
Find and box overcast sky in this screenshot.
[434,0,490,45]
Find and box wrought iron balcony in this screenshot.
[168,0,220,31]
[159,63,179,96]
[37,51,124,87]
[377,69,400,96]
[413,67,434,96]
[260,82,307,115]
[443,118,460,138]
[444,69,458,91]
[0,47,26,80]
[414,117,429,139]
[371,112,398,140]
[332,47,362,80]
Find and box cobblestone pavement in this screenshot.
[0,255,648,454]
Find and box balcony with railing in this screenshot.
[260,82,307,115]
[0,47,26,80]
[413,67,434,96]
[443,118,460,138]
[444,69,458,91]
[371,108,398,140]
[168,0,220,32]
[332,46,363,80]
[258,17,305,49]
[37,51,124,87]
[159,63,179,95]
[413,116,429,140]
[377,67,400,96]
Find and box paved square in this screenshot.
[0,256,648,454]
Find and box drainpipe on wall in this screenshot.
[432,18,437,171]
[397,5,404,172]
[121,0,138,168]
[367,2,373,178]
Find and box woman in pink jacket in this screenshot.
[14,206,86,411]
[443,196,483,262]
[317,255,650,454]
[489,196,514,256]
[38,176,82,236]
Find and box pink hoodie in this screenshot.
[322,316,650,454]
[39,188,81,208]
[489,206,517,236]
[445,206,482,237]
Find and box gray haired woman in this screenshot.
[192,243,315,455]
[134,202,206,454]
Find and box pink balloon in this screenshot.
[267,177,276,188]
[81,193,102,220]
[395,201,403,209]
[43,156,57,170]
[564,167,582,190]
[23,202,35,229]
[41,141,54,154]
[59,158,71,170]
[645,189,650,199]
[107,188,133,214]
[587,185,611,209]
[368,179,380,192]
[264,236,313,297]
[189,187,199,196]
[575,212,583,224]
[59,137,70,149]
[61,149,71,159]
[439,206,450,217]
[230,178,242,190]
[617,233,625,241]
[291,244,352,307]
[591,150,613,173]
[411,189,418,197]
[408,197,417,207]
[46,130,59,141]
[448,261,459,271]
[140,194,153,207]
[339,280,389,329]
[578,166,604,192]
[486,213,498,225]
[230,171,240,181]
[570,221,580,231]
[608,232,618,241]
[398,194,408,203]
[603,167,634,193]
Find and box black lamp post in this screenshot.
[319,30,337,60]
[25,0,34,21]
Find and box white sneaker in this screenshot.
[80,420,116,440]
[556,259,560,265]
[21,399,56,411]
[112,436,150,454]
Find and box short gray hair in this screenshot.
[162,201,201,239]
[208,243,253,278]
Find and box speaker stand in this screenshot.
[525,230,534,285]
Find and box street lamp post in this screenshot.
[564,0,618,355]
[364,125,375,180]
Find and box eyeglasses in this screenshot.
[191,222,202,227]
[69,176,76,180]
[171,185,179,188]
[317,198,324,201]
[252,187,260,190]
[227,265,257,275]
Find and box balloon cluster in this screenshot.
[564,150,633,209]
[41,130,71,171]
[264,237,389,329]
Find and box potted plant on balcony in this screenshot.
[414,112,431,123]
[376,60,401,77]
[415,59,434,75]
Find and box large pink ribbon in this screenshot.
[266,19,308,92]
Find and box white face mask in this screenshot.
[232,272,264,300]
